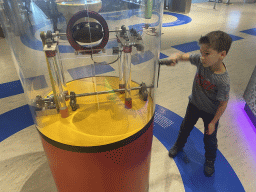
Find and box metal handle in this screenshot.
[158,59,177,65]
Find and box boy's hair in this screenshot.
[199,31,233,54]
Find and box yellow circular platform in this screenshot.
[37,76,154,147]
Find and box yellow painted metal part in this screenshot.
[37,76,154,147]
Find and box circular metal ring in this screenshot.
[66,10,109,54]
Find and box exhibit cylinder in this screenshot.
[0,0,164,191]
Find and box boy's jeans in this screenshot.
[175,102,219,162]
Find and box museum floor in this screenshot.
[1,0,256,191]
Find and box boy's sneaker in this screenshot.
[168,145,183,158]
[204,160,215,177]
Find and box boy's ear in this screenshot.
[220,50,227,59]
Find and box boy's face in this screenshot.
[199,44,226,68]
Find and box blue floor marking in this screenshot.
[154,104,245,192]
[162,12,192,27]
[160,52,169,59]
[172,34,243,53]
[0,81,24,99]
[58,44,75,53]
[26,75,48,91]
[0,76,47,99]
[0,105,34,142]
[241,28,256,36]
[131,50,155,65]
[172,41,200,53]
[105,40,119,49]
[229,34,244,41]
[67,63,115,80]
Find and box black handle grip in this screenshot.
[159,59,177,65]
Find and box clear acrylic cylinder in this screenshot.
[0,0,164,191]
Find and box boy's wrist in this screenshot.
[177,53,182,61]
[177,53,190,61]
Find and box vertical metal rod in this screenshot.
[91,64,100,109]
[116,28,125,92]
[56,46,67,90]
[45,54,60,111]
[124,46,132,109]
[49,56,69,118]
[124,53,131,99]
[118,49,125,91]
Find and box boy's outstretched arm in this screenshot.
[159,53,190,66]
[173,53,190,62]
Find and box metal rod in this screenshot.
[109,30,122,33]
[58,33,66,36]
[65,85,154,99]
[56,30,121,37]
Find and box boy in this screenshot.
[165,31,232,177]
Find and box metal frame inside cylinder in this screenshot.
[38,12,148,117]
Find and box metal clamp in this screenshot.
[70,92,78,111]
[139,83,148,101]
[116,26,144,52]
[35,95,56,110]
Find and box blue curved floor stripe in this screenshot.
[0,105,34,142]
[154,104,245,192]
[162,12,192,27]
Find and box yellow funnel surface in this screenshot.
[37,76,154,147]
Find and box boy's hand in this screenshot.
[168,53,182,66]
[159,52,190,66]
[163,53,181,66]
[206,123,215,135]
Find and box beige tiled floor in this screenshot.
[1,0,256,191]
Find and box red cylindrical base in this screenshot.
[40,118,154,192]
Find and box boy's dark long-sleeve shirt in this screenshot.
[189,54,230,115]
